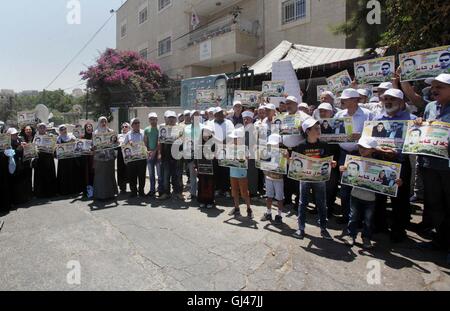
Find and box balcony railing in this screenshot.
[188,17,258,46]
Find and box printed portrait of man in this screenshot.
[347,161,361,180]
[403,58,417,75]
[439,52,450,70]
[381,62,392,77]
[321,163,330,176]
[408,128,422,146]
[356,66,367,80]
[74,141,84,153]
[290,158,303,173]
[124,148,133,160]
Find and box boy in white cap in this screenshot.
[293,118,337,240]
[260,134,285,224]
[341,137,403,249]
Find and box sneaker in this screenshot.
[274,215,283,224]
[260,212,272,222]
[343,236,355,247]
[363,238,374,249]
[206,204,214,209]
[293,230,305,240]
[321,229,333,240]
[247,208,254,219]
[158,193,169,200]
[228,208,241,216]
[174,193,185,201]
[199,203,206,209]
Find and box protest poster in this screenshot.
[22,143,38,161]
[196,89,218,108]
[121,142,148,164]
[256,145,288,174]
[272,60,302,102]
[0,133,11,151]
[17,111,37,127]
[319,117,354,143]
[93,132,119,150]
[341,155,402,197]
[74,139,93,156]
[218,145,248,169]
[197,159,214,175]
[326,70,352,94]
[402,121,450,160]
[159,126,182,144]
[262,81,285,97]
[357,84,374,99]
[354,56,396,84]
[288,152,333,183]
[55,143,79,160]
[33,135,56,154]
[362,120,408,149]
[276,113,302,135]
[317,85,332,102]
[234,90,261,108]
[399,45,450,82]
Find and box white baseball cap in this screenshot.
[131,118,140,125]
[258,105,266,110]
[318,103,333,111]
[166,111,177,118]
[207,107,215,113]
[183,110,191,116]
[357,137,378,149]
[233,101,243,107]
[286,96,298,104]
[301,118,319,133]
[369,96,379,103]
[339,88,360,100]
[242,111,254,119]
[6,128,18,135]
[321,91,335,99]
[148,112,158,118]
[190,110,199,117]
[214,107,224,114]
[378,82,393,90]
[298,103,309,109]
[357,89,369,97]
[425,73,450,85]
[265,104,276,110]
[382,88,404,100]
[267,134,281,146]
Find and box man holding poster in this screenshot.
[415,73,450,256]
[123,118,146,198]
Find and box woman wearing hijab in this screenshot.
[11,125,34,204]
[93,117,118,200]
[57,124,84,196]
[33,123,57,199]
[0,128,16,214]
[82,122,95,199]
[117,122,130,194]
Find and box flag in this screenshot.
[191,9,200,29]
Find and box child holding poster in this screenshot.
[292,118,336,240]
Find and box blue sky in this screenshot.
[0,0,125,93]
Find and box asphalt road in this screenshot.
[0,189,449,291]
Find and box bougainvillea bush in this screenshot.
[80,48,168,118]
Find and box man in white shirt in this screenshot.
[123,118,146,198]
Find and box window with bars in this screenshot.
[139,7,148,24]
[158,37,171,56]
[158,0,171,11]
[282,0,307,25]
[139,48,148,59]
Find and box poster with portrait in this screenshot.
[197,159,214,175]
[288,152,333,183]
[218,145,248,169]
[74,139,93,156]
[159,126,182,144]
[17,111,37,127]
[341,155,402,197]
[275,113,302,135]
[33,135,56,154]
[319,117,354,143]
[362,120,409,149]
[0,134,11,151]
[399,45,450,82]
[22,143,38,161]
[121,142,148,164]
[402,121,450,160]
[234,90,261,108]
[256,145,288,174]
[326,70,352,93]
[181,74,230,110]
[55,143,79,160]
[196,89,218,107]
[317,85,332,102]
[354,56,396,84]
[357,84,374,99]
[262,81,285,97]
[93,132,119,150]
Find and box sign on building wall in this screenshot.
[199,40,212,61]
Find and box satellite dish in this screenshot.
[34,104,50,123]
[72,105,83,114]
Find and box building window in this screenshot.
[139,7,148,24]
[158,37,171,56]
[282,0,306,25]
[139,48,148,59]
[120,21,127,38]
[158,0,171,12]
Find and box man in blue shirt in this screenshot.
[417,74,450,261]
[374,89,416,242]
